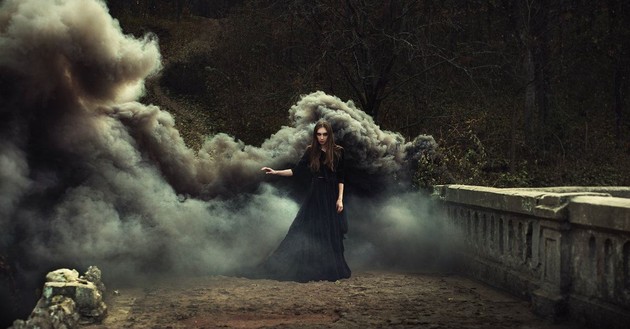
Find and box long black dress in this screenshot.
[262,146,351,282]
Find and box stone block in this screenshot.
[45,268,79,283]
[9,295,79,329]
[42,279,107,320]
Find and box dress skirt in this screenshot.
[262,177,351,282]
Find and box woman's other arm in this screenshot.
[336,183,344,213]
[336,147,345,213]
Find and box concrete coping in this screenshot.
[568,195,630,232]
[432,185,615,220]
[509,186,630,199]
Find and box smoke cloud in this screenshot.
[0,0,446,300]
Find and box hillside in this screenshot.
[112,3,630,188]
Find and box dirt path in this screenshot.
[84,271,584,329]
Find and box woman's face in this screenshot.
[316,127,328,146]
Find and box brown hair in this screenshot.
[308,120,342,172]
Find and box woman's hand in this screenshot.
[261,167,276,175]
[336,199,344,213]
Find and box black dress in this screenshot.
[262,147,351,282]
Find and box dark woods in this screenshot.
[109,0,630,187]
[105,0,244,19]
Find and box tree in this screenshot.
[285,0,460,122]
[504,0,554,151]
[607,0,630,143]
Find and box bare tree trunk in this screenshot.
[523,47,536,144]
[609,0,630,144]
[509,103,518,172]
[513,0,537,147]
[174,0,184,22]
[513,0,552,153]
[613,64,625,142]
[533,3,551,152]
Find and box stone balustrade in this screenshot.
[433,185,630,329]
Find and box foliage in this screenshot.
[413,109,531,189]
[111,0,630,188]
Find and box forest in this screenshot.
[105,0,630,187]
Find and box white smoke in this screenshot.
[345,192,452,271]
[0,0,444,291]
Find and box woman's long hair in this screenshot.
[308,121,342,172]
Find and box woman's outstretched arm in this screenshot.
[261,167,293,176]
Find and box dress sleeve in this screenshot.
[336,148,345,184]
[292,149,310,177]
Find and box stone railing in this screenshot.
[432,185,630,329]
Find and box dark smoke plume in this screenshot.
[0,1,447,313]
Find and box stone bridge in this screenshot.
[433,185,630,329]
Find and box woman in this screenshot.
[260,120,351,282]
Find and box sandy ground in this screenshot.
[83,271,585,329]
